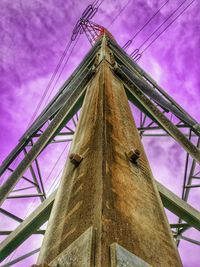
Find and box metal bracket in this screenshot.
[69,153,83,166]
[126,149,140,164]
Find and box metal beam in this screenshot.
[176,235,200,246]
[0,181,199,263]
[23,148,45,202]
[0,248,40,267]
[21,41,101,142]
[0,191,56,262]
[121,65,196,128]
[8,168,38,187]
[156,181,200,231]
[114,66,200,164]
[0,141,28,177]
[108,39,200,132]
[0,230,45,235]
[0,208,23,223]
[7,194,44,199]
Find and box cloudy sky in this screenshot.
[0,0,200,266]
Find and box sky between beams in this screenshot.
[0,0,200,266]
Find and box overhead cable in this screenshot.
[141,0,195,54]
[27,39,72,126]
[107,0,131,28]
[123,0,170,50]
[130,0,188,57]
[131,0,195,61]
[42,33,81,108]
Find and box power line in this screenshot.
[27,39,72,127]
[134,0,189,53]
[47,166,64,195]
[94,0,104,8]
[42,33,80,108]
[107,0,131,28]
[44,142,70,186]
[123,0,170,50]
[141,0,195,54]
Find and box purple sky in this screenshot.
[0,0,200,266]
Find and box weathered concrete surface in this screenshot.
[37,37,182,266]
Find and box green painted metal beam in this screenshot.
[115,66,200,165]
[0,191,56,262]
[157,181,200,231]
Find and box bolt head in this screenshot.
[126,148,140,163]
[69,153,83,166]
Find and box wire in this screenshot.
[47,166,64,195]
[141,0,195,54]
[107,0,131,28]
[44,142,70,185]
[93,0,104,8]
[123,0,170,50]
[27,40,72,127]
[136,0,189,52]
[22,140,71,221]
[42,33,81,108]
[4,141,70,263]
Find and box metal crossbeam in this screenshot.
[0,248,40,267]
[114,66,200,164]
[0,208,23,223]
[0,230,45,235]
[108,39,200,135]
[176,235,200,246]
[0,191,56,261]
[157,181,200,231]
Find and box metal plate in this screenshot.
[50,227,94,267]
[110,243,152,267]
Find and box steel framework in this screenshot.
[0,27,200,266]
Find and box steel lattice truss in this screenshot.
[0,35,200,266]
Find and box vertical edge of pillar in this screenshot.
[110,243,152,267]
[49,226,95,267]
